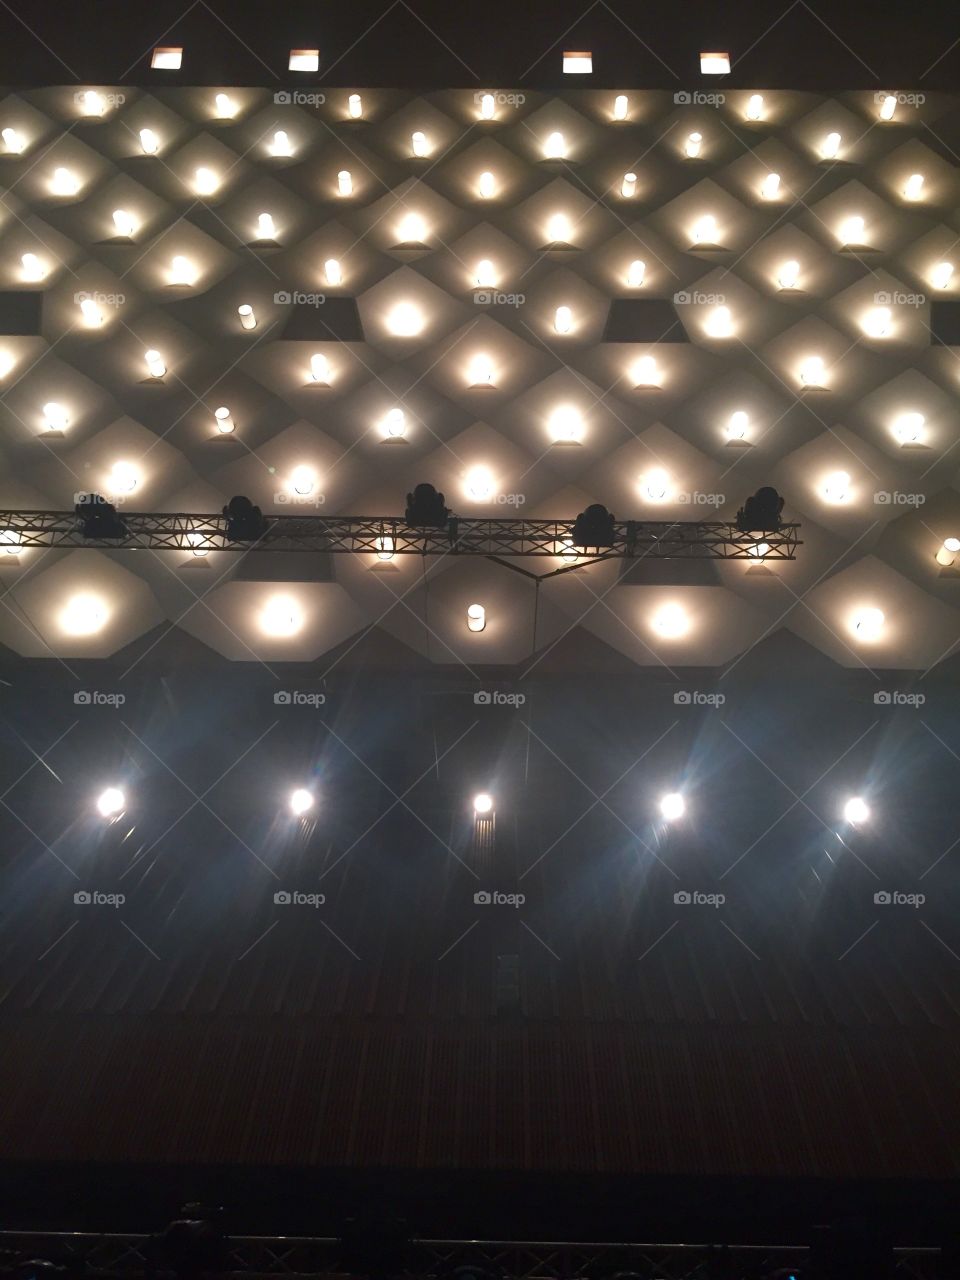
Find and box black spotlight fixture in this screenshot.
[405,482,450,528]
[74,493,128,539]
[736,486,784,533]
[149,1203,229,1275]
[571,503,616,548]
[222,495,269,542]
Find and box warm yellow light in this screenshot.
[704,305,733,338]
[692,214,717,244]
[627,259,646,287]
[879,94,897,121]
[60,593,107,636]
[260,595,302,637]
[640,467,671,502]
[238,303,257,330]
[20,253,45,281]
[685,131,702,159]
[79,297,103,327]
[480,93,495,119]
[800,356,826,387]
[144,349,166,378]
[194,166,219,195]
[466,604,486,633]
[337,169,353,196]
[475,258,496,288]
[861,307,891,338]
[397,212,426,243]
[548,405,584,443]
[324,257,342,286]
[214,406,235,433]
[554,305,573,334]
[2,127,24,153]
[778,259,800,289]
[935,537,960,566]
[652,603,689,638]
[290,465,316,496]
[613,94,628,120]
[139,127,159,155]
[544,130,566,159]
[43,402,69,431]
[309,353,329,383]
[465,467,495,501]
[269,130,293,157]
[761,172,781,199]
[256,212,276,239]
[214,93,235,119]
[169,255,196,286]
[348,93,362,119]
[112,208,137,237]
[746,93,764,120]
[80,90,104,117]
[852,608,884,640]
[387,302,423,336]
[726,410,749,441]
[382,408,406,439]
[633,354,659,387]
[50,167,79,196]
[411,130,429,157]
[932,262,954,290]
[821,131,842,159]
[109,461,138,493]
[478,170,496,198]
[823,470,850,503]
[892,412,924,444]
[903,172,924,200]
[621,171,637,197]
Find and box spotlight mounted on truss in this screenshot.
[74,493,128,539]
[222,495,269,543]
[736,486,785,533]
[571,503,616,549]
[404,482,450,528]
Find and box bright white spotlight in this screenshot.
[139,127,159,154]
[903,172,924,200]
[467,603,487,633]
[269,130,293,157]
[50,167,79,196]
[337,169,353,196]
[879,94,897,121]
[469,354,495,386]
[893,412,924,445]
[621,171,637,197]
[112,208,137,238]
[692,214,717,244]
[935,537,960,566]
[480,93,496,119]
[2,127,24,153]
[627,258,646,287]
[194,166,219,195]
[853,608,884,640]
[169,255,196,286]
[652,603,688,638]
[746,93,764,120]
[97,787,125,817]
[376,535,395,561]
[290,788,314,815]
[213,406,235,433]
[839,215,865,246]
[861,307,891,339]
[382,407,406,438]
[660,792,685,821]
[821,131,842,159]
[549,405,583,443]
[613,94,628,120]
[726,410,749,441]
[465,467,495,501]
[387,302,422,336]
[289,48,319,72]
[704,305,733,338]
[544,130,566,159]
[256,212,276,240]
[641,467,670,503]
[109,461,138,493]
[761,172,781,199]
[778,259,800,290]
[823,470,850,503]
[547,212,572,243]
[347,93,362,118]
[685,131,702,158]
[554,305,573,334]
[79,90,104,117]
[144,349,166,379]
[633,354,659,387]
[475,258,496,288]
[79,297,103,327]
[60,593,106,635]
[478,170,496,198]
[309,353,330,383]
[43,401,69,431]
[290,465,316,496]
[260,594,302,637]
[932,262,954,290]
[411,130,429,157]
[800,356,826,387]
[843,796,869,825]
[238,303,257,330]
[20,252,45,282]
[151,46,182,69]
[324,257,342,286]
[473,792,493,814]
[0,529,21,554]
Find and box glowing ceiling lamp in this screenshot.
[260,594,302,637]
[79,90,104,117]
[475,258,496,288]
[935,537,960,566]
[348,93,363,119]
[290,465,316,496]
[726,410,749,441]
[660,791,685,820]
[144,349,166,378]
[903,172,924,200]
[112,208,137,238]
[480,93,496,119]
[879,94,897,121]
[554,305,573,334]
[109,461,139,493]
[685,131,702,159]
[213,406,235,433]
[823,470,851,503]
[469,355,495,386]
[465,467,495,501]
[309,353,329,383]
[800,356,826,387]
[621,171,637,197]
[839,215,865,246]
[641,467,670,503]
[692,214,718,244]
[194,166,219,195]
[931,261,954,290]
[700,51,730,74]
[843,796,870,824]
[50,167,79,196]
[746,93,764,121]
[139,127,159,155]
[382,408,407,438]
[778,259,800,289]
[214,92,236,119]
[397,212,426,243]
[861,307,891,338]
[337,169,353,196]
[0,529,21,554]
[60,593,107,635]
[544,130,566,159]
[466,604,487,633]
[761,172,781,199]
[290,788,314,815]
[652,603,689,638]
[411,130,429,157]
[256,212,276,240]
[478,170,496,198]
[852,608,884,641]
[892,411,925,444]
[289,49,319,71]
[270,130,293,157]
[376,535,395,561]
[704,305,733,338]
[563,50,593,73]
[79,297,103,327]
[633,354,660,387]
[97,787,125,817]
[820,131,842,159]
[613,94,629,120]
[20,253,45,281]
[387,301,423,336]
[2,127,24,153]
[238,303,257,330]
[151,47,182,69]
[43,402,69,431]
[169,255,196,286]
[627,258,646,287]
[324,257,342,286]
[473,791,493,813]
[547,212,572,243]
[549,405,584,443]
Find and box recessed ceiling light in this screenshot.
[652,604,689,638]
[60,593,107,636]
[843,796,870,824]
[700,51,730,74]
[473,791,493,813]
[852,608,884,640]
[97,787,125,817]
[151,47,182,70]
[660,791,685,820]
[563,50,592,73]
[289,48,319,72]
[467,604,487,633]
[290,788,314,815]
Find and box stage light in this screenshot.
[139,127,159,154]
[478,170,496,198]
[270,130,293,156]
[411,130,428,157]
[467,603,486,633]
[475,258,496,288]
[861,307,891,338]
[97,787,125,817]
[169,255,196,286]
[660,792,685,820]
[554,305,572,334]
[324,257,342,285]
[821,131,842,159]
[705,305,733,337]
[214,93,235,119]
[256,212,275,240]
[692,214,717,244]
[382,408,406,438]
[935,537,960,566]
[761,172,781,199]
[823,470,850,503]
[405,484,449,527]
[839,215,865,245]
[700,51,730,74]
[563,50,592,73]
[61,593,107,635]
[736,487,784,531]
[465,466,495,501]
[80,90,104,117]
[79,297,103,327]
[627,258,646,287]
[238,304,257,330]
[800,356,826,387]
[151,47,182,69]
[109,462,138,493]
[260,594,301,636]
[469,354,495,386]
[21,253,45,281]
[778,259,800,289]
[2,127,24,153]
[223,495,268,541]
[0,352,12,379]
[290,788,314,815]
[337,169,353,195]
[572,504,615,548]
[613,94,628,120]
[480,93,496,119]
[43,402,69,431]
[112,208,137,238]
[549,405,583,443]
[932,262,954,290]
[685,131,702,158]
[289,49,319,72]
[214,406,235,433]
[51,167,79,196]
[194,166,219,195]
[387,302,423,336]
[621,171,637,197]
[633,354,659,387]
[852,608,884,640]
[544,130,566,159]
[0,529,21,554]
[893,411,924,444]
[290,465,316,496]
[748,541,770,558]
[641,467,670,502]
[843,796,869,824]
[746,93,764,120]
[376,535,395,560]
[726,410,749,441]
[75,495,127,538]
[879,94,897,120]
[653,604,689,638]
[348,93,363,118]
[187,532,209,557]
[903,172,924,200]
[309,353,329,383]
[473,791,493,814]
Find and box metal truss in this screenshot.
[0,512,802,560]
[0,1233,939,1279]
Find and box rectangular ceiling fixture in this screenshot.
[151,46,183,69]
[289,48,320,71]
[700,51,731,74]
[563,51,593,73]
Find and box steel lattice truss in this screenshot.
[0,511,802,560]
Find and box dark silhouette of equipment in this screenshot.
[571,503,616,548]
[149,1204,229,1275]
[222,495,268,542]
[405,483,449,528]
[736,487,784,532]
[74,493,128,539]
[338,1212,410,1278]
